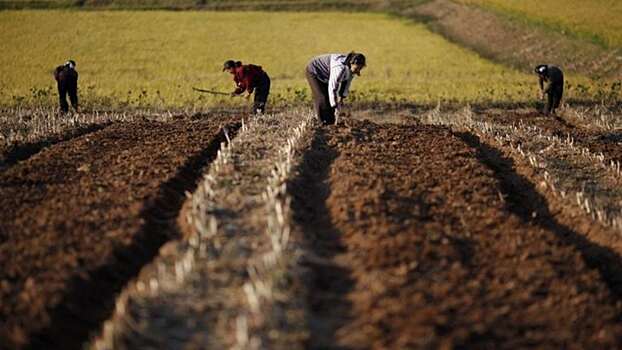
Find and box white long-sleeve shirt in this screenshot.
[307,54,354,107]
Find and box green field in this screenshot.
[0,10,595,108]
[458,0,622,48]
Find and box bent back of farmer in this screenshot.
[535,64,564,116]
[305,52,366,125]
[223,60,271,115]
[54,60,79,114]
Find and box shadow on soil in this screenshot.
[0,123,110,172]
[458,131,622,299]
[554,114,577,130]
[26,124,239,350]
[288,127,353,350]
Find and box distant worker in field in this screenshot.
[535,64,564,116]
[306,52,366,125]
[223,60,271,115]
[54,59,79,114]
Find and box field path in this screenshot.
[0,117,235,349]
[296,120,622,348]
[413,0,622,78]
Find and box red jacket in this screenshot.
[233,64,266,94]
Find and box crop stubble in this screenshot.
[295,119,622,348]
[3,111,622,349]
[90,111,314,349]
[481,109,622,165]
[0,115,237,349]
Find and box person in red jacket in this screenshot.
[223,60,271,115]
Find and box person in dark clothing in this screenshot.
[223,60,271,115]
[54,60,79,113]
[305,52,366,125]
[535,64,564,116]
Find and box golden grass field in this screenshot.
[458,0,622,48]
[0,10,586,108]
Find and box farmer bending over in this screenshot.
[223,60,271,115]
[306,52,366,125]
[54,59,79,114]
[535,64,564,116]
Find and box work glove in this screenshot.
[334,107,341,125]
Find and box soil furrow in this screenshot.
[482,110,622,165]
[91,112,310,349]
[460,130,622,295]
[0,117,236,349]
[472,109,622,226]
[288,127,352,349]
[310,120,622,348]
[0,123,111,172]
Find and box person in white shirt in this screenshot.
[305,52,366,125]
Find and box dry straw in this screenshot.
[91,109,314,349]
[422,104,622,232]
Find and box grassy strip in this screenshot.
[457,0,622,49]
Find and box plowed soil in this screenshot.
[297,120,622,349]
[0,116,236,349]
[484,110,622,164]
[0,123,110,171]
[4,111,622,350]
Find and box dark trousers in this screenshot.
[253,73,270,114]
[305,69,335,125]
[545,86,563,115]
[57,82,78,113]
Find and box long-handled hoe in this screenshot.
[192,87,231,96]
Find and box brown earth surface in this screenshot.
[470,109,622,275]
[482,110,622,164]
[0,123,111,171]
[465,129,622,302]
[0,116,237,349]
[296,119,622,349]
[4,111,622,349]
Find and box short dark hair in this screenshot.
[535,64,547,75]
[223,59,239,71]
[350,53,366,67]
